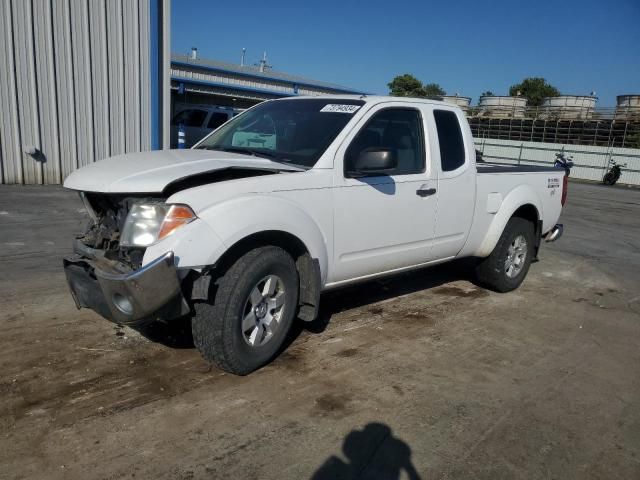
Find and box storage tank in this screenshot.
[478,96,527,118]
[540,95,597,119]
[615,95,640,120]
[439,95,471,112]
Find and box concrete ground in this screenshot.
[0,182,639,480]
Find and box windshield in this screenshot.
[195,98,365,168]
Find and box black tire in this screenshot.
[475,217,535,293]
[192,246,299,375]
[603,172,616,185]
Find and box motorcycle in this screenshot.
[603,159,626,186]
[554,152,574,175]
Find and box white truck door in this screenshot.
[331,104,438,283]
[429,107,475,259]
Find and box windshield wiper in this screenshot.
[198,146,308,170]
[199,146,277,159]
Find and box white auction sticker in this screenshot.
[320,104,361,114]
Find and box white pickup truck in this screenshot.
[63,96,565,375]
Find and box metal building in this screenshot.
[170,53,367,110]
[0,0,171,185]
[167,53,367,148]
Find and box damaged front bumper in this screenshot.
[63,250,190,326]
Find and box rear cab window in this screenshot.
[433,109,466,172]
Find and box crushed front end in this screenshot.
[63,193,190,326]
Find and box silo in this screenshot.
[615,95,640,120]
[540,95,597,119]
[439,95,471,112]
[478,96,527,118]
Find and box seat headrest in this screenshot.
[383,124,413,149]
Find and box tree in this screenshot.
[509,78,560,107]
[423,83,446,97]
[388,74,425,97]
[387,74,446,98]
[481,90,494,97]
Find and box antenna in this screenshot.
[257,51,272,72]
[241,48,246,67]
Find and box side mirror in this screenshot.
[348,148,397,177]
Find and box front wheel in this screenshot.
[475,217,535,293]
[192,246,299,375]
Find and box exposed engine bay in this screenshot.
[78,193,164,269]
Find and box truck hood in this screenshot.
[63,149,303,194]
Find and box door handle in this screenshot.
[416,187,436,197]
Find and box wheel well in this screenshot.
[512,204,539,225]
[212,231,321,322]
[512,204,542,259]
[216,231,309,272]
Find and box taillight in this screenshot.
[561,174,568,206]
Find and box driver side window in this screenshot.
[345,108,425,175]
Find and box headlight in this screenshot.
[120,203,196,247]
[79,192,98,223]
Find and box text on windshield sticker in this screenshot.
[320,104,361,114]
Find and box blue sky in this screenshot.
[172,0,639,106]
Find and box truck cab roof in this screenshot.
[272,94,462,109]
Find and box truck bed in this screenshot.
[458,162,566,258]
[477,162,560,174]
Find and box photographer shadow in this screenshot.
[312,422,421,480]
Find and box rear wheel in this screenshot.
[192,246,299,375]
[603,172,616,185]
[475,217,535,293]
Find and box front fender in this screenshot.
[142,218,227,269]
[473,184,542,257]
[193,195,330,282]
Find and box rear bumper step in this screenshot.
[544,224,564,242]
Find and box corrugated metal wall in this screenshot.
[0,0,164,185]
